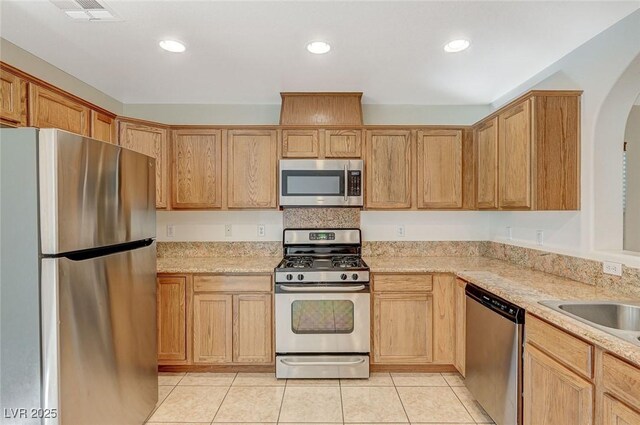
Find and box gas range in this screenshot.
[274,229,370,284]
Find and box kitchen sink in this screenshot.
[540,301,640,347]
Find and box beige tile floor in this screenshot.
[147,371,494,424]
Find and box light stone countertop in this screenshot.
[157,256,281,274]
[157,254,640,366]
[366,256,640,366]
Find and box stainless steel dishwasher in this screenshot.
[466,284,525,425]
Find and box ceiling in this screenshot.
[1,1,638,105]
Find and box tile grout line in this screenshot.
[391,373,412,424]
[209,372,237,424]
[339,377,345,424]
[276,376,287,423]
[450,382,479,424]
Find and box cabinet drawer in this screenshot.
[602,353,640,409]
[525,314,593,378]
[373,274,433,292]
[194,275,272,293]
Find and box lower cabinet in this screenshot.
[157,275,188,362]
[233,294,273,363]
[371,273,456,366]
[454,278,466,376]
[523,343,594,425]
[602,395,640,425]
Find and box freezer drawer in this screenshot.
[41,242,157,425]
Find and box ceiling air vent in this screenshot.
[50,0,121,21]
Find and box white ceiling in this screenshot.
[1,0,639,105]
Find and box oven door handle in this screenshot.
[280,285,366,292]
[280,358,366,367]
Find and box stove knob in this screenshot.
[286,274,293,281]
[297,274,304,281]
[352,273,359,280]
[340,273,348,281]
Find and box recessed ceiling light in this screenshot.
[159,39,186,53]
[444,39,470,53]
[306,41,331,55]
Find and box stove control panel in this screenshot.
[309,232,336,241]
[275,270,370,283]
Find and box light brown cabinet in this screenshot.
[90,110,116,144]
[416,129,463,209]
[454,278,466,376]
[157,275,188,362]
[171,129,223,209]
[282,128,319,158]
[227,129,278,208]
[499,99,533,209]
[0,68,27,126]
[523,343,594,425]
[365,129,413,209]
[118,119,169,209]
[493,93,580,210]
[29,85,90,136]
[602,395,640,425]
[324,129,362,158]
[193,293,233,364]
[475,117,499,209]
[372,273,456,365]
[191,274,273,366]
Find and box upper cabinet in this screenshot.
[365,129,413,209]
[0,68,27,127]
[171,129,223,209]
[118,119,169,209]
[281,128,319,158]
[227,129,278,208]
[325,129,362,158]
[416,129,463,209]
[475,117,499,209]
[91,110,117,144]
[29,85,90,136]
[480,92,580,211]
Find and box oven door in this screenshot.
[275,285,370,353]
[279,159,363,207]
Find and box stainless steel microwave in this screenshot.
[279,159,364,207]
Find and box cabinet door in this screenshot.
[118,121,168,209]
[365,130,413,209]
[227,129,278,208]
[454,279,466,376]
[233,294,272,363]
[0,69,26,125]
[282,129,319,158]
[171,129,223,209]
[325,129,362,158]
[603,395,640,425]
[29,85,90,136]
[157,276,187,362]
[499,99,532,209]
[193,294,233,364]
[523,343,593,425]
[90,110,116,144]
[432,274,456,364]
[416,129,463,209]
[475,117,499,209]
[373,293,433,363]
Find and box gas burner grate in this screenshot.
[331,256,362,268]
[283,256,314,269]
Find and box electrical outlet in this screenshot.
[166,225,175,238]
[224,224,232,237]
[396,225,405,238]
[536,230,544,246]
[603,261,623,276]
[257,224,266,237]
[507,226,513,240]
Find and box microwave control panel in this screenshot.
[347,170,362,196]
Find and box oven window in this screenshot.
[282,170,344,196]
[291,300,355,334]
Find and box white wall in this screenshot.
[486,10,640,266]
[625,105,640,252]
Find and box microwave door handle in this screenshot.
[344,164,349,201]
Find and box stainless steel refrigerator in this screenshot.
[1,128,158,424]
